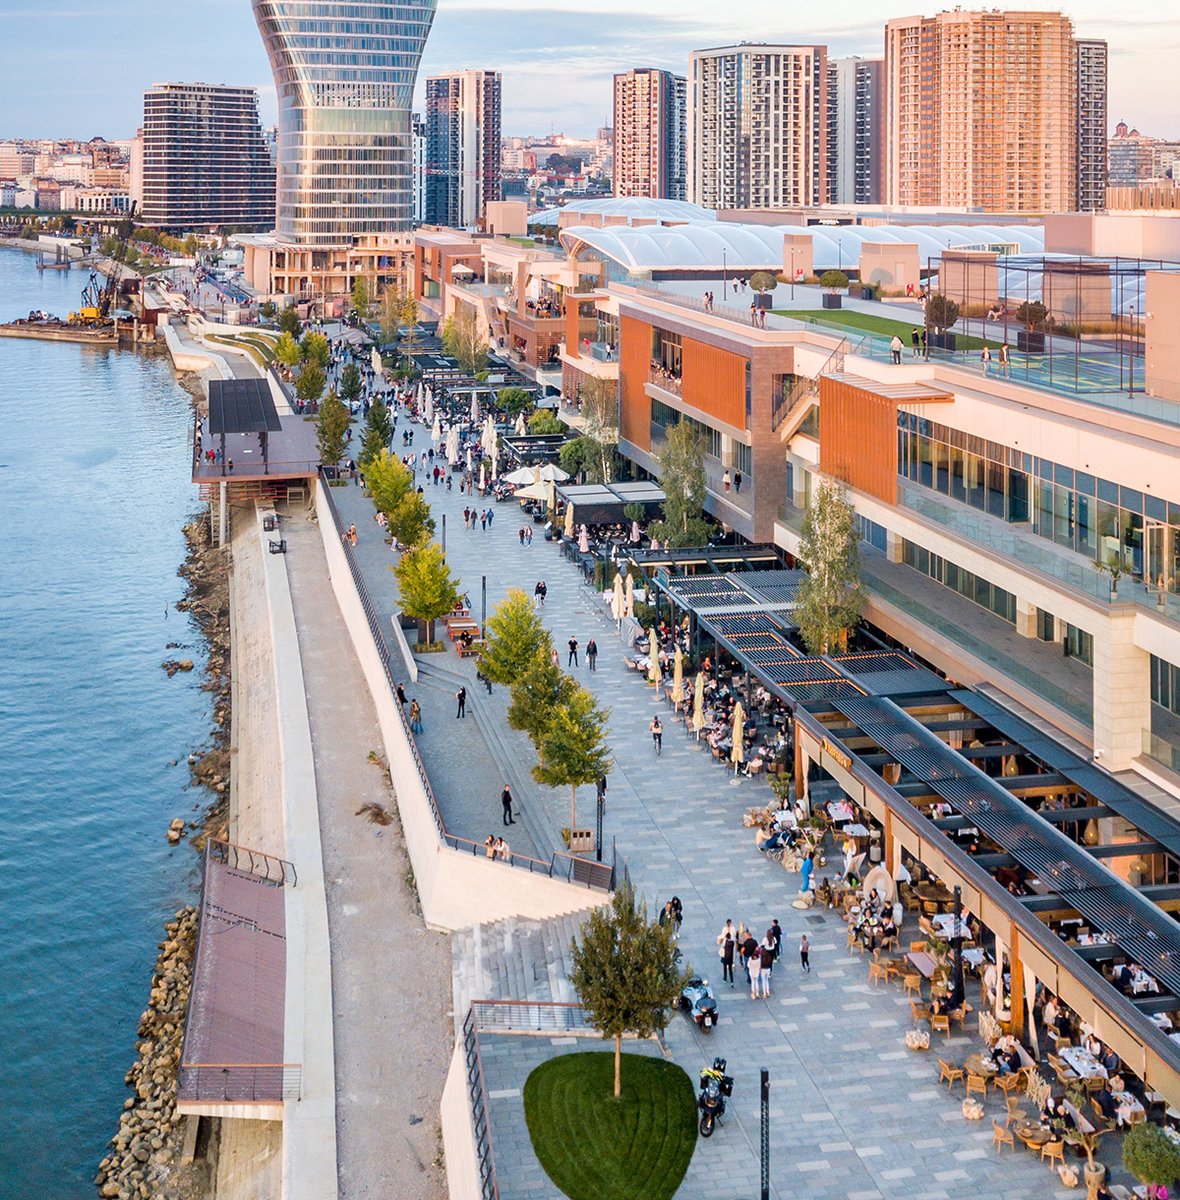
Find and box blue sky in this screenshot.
[3,0,1177,140]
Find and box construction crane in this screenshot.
[71,228,128,325]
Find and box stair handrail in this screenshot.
[773,335,846,431]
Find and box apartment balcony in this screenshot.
[899,483,1180,623]
[646,364,682,397]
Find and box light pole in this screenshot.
[790,249,797,302]
[1128,304,1137,397]
[722,249,728,298]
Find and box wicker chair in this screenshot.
[1040,1140,1065,1170]
[939,1059,964,1090]
[931,1014,951,1036]
[868,960,889,988]
[993,1070,1026,1101]
[966,1072,989,1100]
[910,1000,930,1023]
[992,1120,1015,1153]
[902,974,923,1000]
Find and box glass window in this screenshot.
[986,460,1006,519]
[1076,471,1096,496]
[1008,470,1029,523]
[1065,624,1094,668]
[1098,478,1118,504]
[1121,487,1144,514]
[1054,463,1075,488]
[1076,494,1097,558]
[1053,486,1074,549]
[949,445,966,503]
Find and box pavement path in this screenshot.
[329,406,1068,1200]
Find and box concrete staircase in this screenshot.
[452,910,591,1018]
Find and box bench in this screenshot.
[457,639,485,658]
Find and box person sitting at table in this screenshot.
[1084,1032,1102,1058]
[1054,1009,1073,1039]
[1093,1085,1118,1122]
[1043,994,1060,1028]
[1100,1045,1120,1075]
[1113,963,1133,991]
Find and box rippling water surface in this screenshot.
[0,248,209,1197]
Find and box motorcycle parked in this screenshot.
[679,976,718,1034]
[697,1057,734,1138]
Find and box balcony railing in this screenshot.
[648,365,682,395]
[588,341,618,363]
[1144,729,1180,775]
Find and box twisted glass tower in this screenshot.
[252,0,437,245]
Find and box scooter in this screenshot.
[697,1057,733,1138]
[679,976,718,1034]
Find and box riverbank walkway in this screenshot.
[328,412,1060,1200]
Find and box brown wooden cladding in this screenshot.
[619,314,652,451]
[681,339,747,430]
[818,376,901,505]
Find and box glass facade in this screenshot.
[252,0,437,245]
[902,540,1017,624]
[898,413,1180,596]
[1152,655,1180,718]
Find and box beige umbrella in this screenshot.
[546,479,557,514]
[624,573,634,619]
[514,481,549,502]
[611,572,625,621]
[648,633,662,689]
[730,701,746,773]
[691,672,705,739]
[671,646,685,709]
[563,501,575,538]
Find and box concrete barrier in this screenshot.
[314,478,606,932]
[440,1043,481,1200]
[160,320,232,377]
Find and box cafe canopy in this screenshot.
[557,480,666,525]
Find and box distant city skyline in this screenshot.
[3,0,1178,141]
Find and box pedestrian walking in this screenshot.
[586,638,598,671]
[519,527,526,545]
[486,508,494,528]
[999,341,1010,377]
[756,938,774,997]
[722,469,731,492]
[800,933,811,973]
[980,343,992,374]
[525,526,533,545]
[463,506,470,528]
[734,471,743,494]
[396,683,408,707]
[456,686,467,718]
[891,335,903,364]
[567,636,579,667]
[409,698,423,733]
[769,918,782,965]
[480,510,488,531]
[742,932,760,997]
[671,896,683,935]
[911,328,921,357]
[501,784,515,825]
[719,928,736,986]
[649,714,663,755]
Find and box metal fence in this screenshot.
[470,1000,596,1035]
[317,471,614,892]
[209,838,297,886]
[177,1062,302,1103]
[462,1008,499,1200]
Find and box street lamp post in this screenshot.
[790,249,797,302]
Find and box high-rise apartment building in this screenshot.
[412,113,427,225]
[828,57,884,206]
[885,10,1076,212]
[252,0,436,244]
[138,83,274,230]
[689,44,827,210]
[612,68,686,201]
[424,70,502,228]
[1075,39,1108,212]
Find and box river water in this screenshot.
[0,248,210,1198]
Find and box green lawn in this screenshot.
[774,307,989,351]
[523,1052,697,1200]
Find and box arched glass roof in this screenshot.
[559,220,1046,274]
[530,197,717,228]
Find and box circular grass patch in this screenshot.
[522,1051,697,1200]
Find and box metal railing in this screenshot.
[470,1000,596,1035]
[209,838,297,886]
[317,470,614,892]
[462,1008,499,1200]
[772,336,847,431]
[648,365,682,395]
[1144,729,1180,775]
[177,1062,302,1103]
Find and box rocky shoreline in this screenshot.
[96,376,233,1200]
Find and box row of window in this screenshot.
[651,399,723,460]
[902,540,1018,624]
[1152,656,1180,719]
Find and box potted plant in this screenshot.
[1016,300,1049,354]
[926,294,961,350]
[1063,1125,1106,1194]
[1124,1121,1180,1199]
[819,270,849,310]
[1095,558,1124,599]
[749,271,778,310]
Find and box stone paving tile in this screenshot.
[335,408,1084,1199]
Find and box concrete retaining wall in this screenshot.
[314,478,606,932]
[160,320,231,377]
[440,1043,481,1200]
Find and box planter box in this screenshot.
[1017,330,1046,353]
[929,331,957,351]
[754,292,772,309]
[822,294,843,310]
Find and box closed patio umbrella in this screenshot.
[424,389,434,424]
[564,503,575,538]
[471,392,480,425]
[631,519,641,543]
[546,480,557,514]
[611,571,625,620]
[691,672,705,739]
[578,525,590,554]
[624,573,634,619]
[431,413,441,443]
[514,413,527,436]
[671,646,685,709]
[478,462,486,490]
[731,702,746,774]
[648,637,663,690]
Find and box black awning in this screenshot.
[208,378,281,436]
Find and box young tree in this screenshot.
[339,362,363,408]
[358,399,393,468]
[558,436,590,480]
[295,361,327,408]
[441,304,488,376]
[651,420,712,548]
[527,410,565,435]
[926,293,961,333]
[508,649,577,746]
[351,275,370,317]
[533,685,611,832]
[388,490,435,549]
[569,882,684,1098]
[793,475,862,655]
[496,385,533,417]
[393,542,460,642]
[479,589,553,686]
[277,305,302,337]
[818,270,850,293]
[299,330,330,368]
[315,388,350,468]
[274,331,301,370]
[578,377,619,483]
[365,447,412,514]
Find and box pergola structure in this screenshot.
[656,560,1180,1104]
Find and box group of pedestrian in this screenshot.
[533,579,547,606]
[721,470,743,494]
[464,507,493,530]
[715,918,806,998]
[658,896,684,936]
[483,834,511,860]
[749,302,768,329]
[518,526,535,546]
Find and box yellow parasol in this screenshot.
[611,571,625,620]
[648,632,662,689]
[564,502,575,538]
[624,573,634,619]
[730,701,746,773]
[692,672,705,738]
[671,646,685,708]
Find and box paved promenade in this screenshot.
[331,412,1066,1200]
